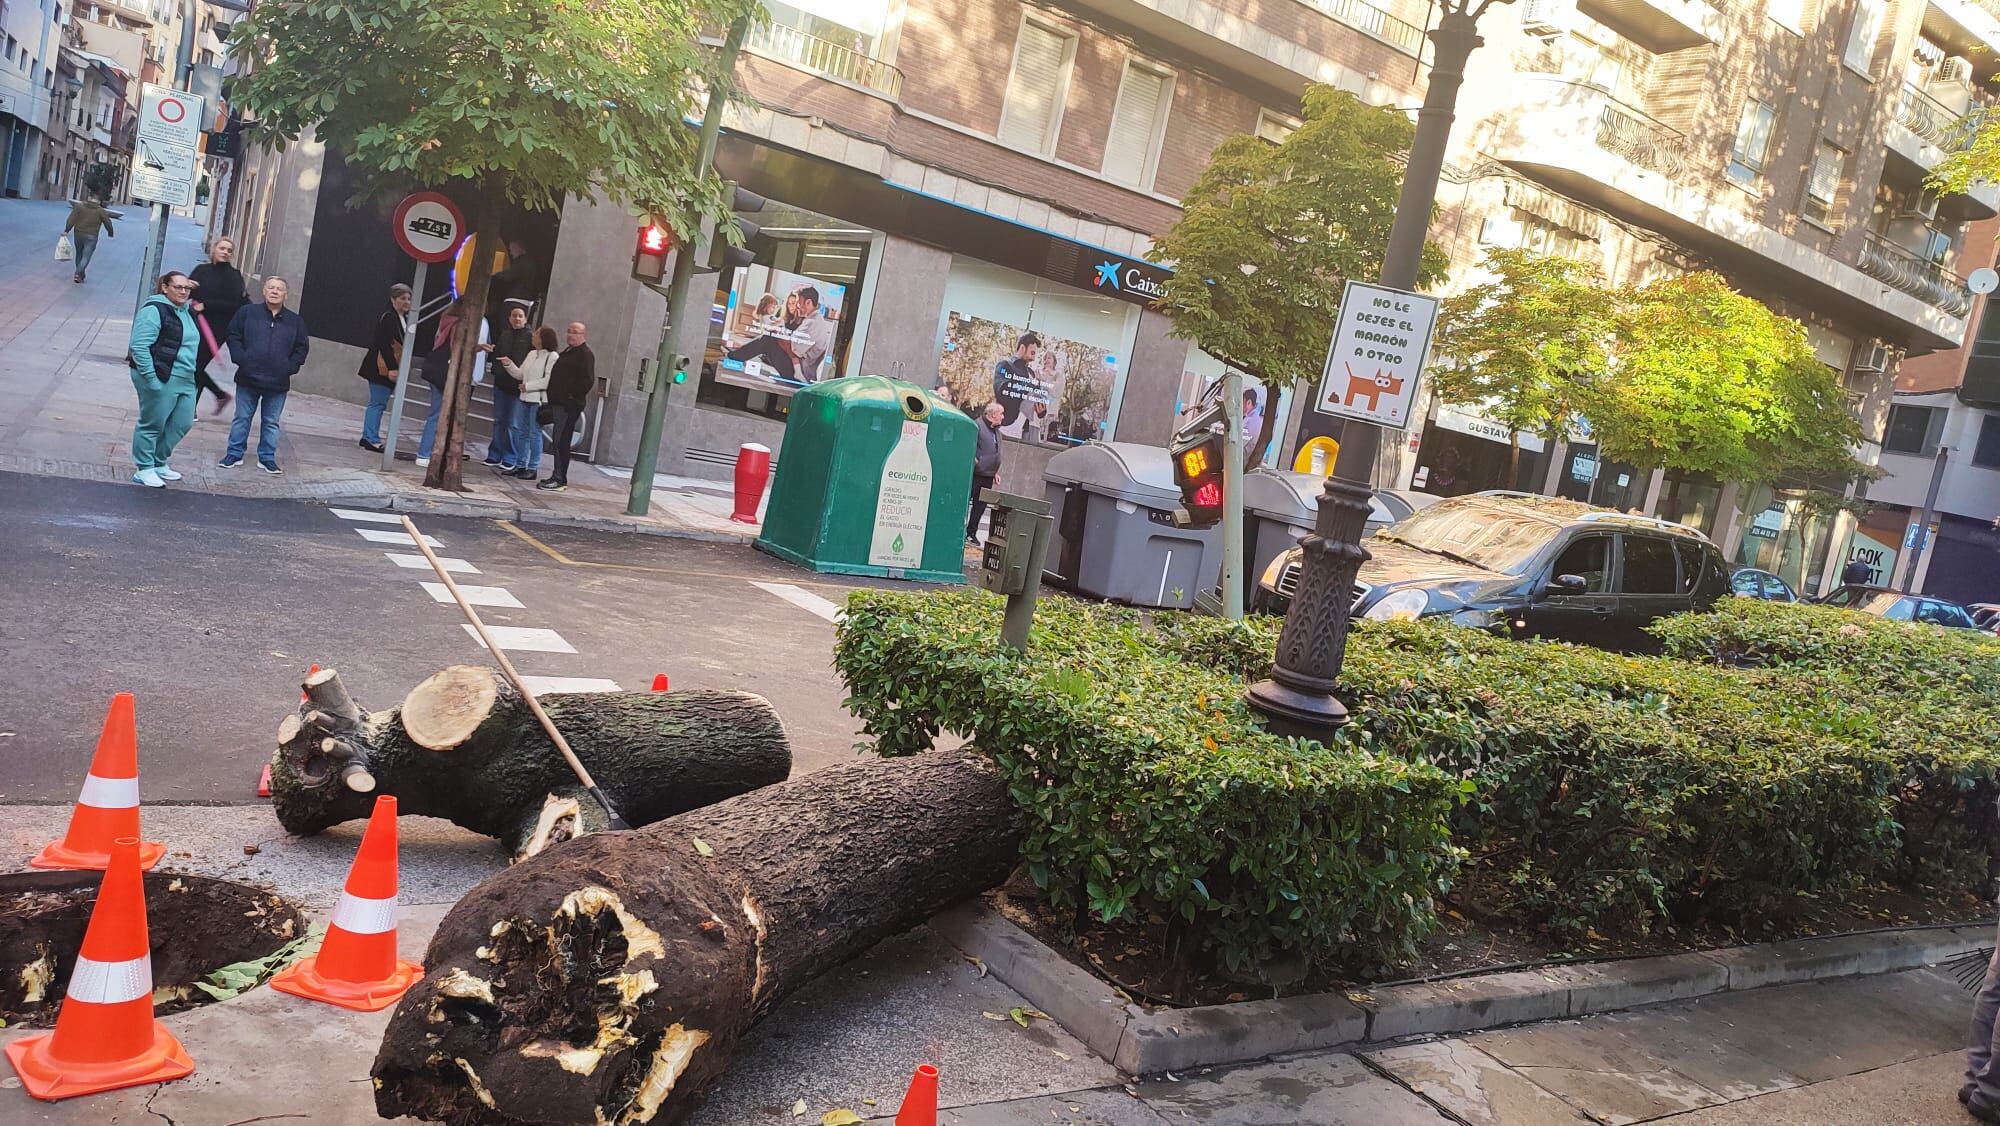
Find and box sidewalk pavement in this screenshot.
[0,197,759,541]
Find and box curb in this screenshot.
[927,902,1993,1077]
[304,490,755,544]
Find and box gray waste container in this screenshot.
[1042,442,1220,609]
[1241,470,1429,602]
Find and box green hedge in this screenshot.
[835,590,1466,976]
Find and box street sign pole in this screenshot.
[381,259,430,471]
[381,191,468,470]
[134,0,199,317]
[1221,368,1244,620]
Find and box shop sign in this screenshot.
[1313,281,1437,429]
[869,420,932,569]
[1433,405,1549,454]
[1084,256,1171,304]
[1849,530,1899,586]
[1570,454,1597,482]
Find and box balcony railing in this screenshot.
[743,22,902,99]
[1859,232,1973,316]
[1595,100,1688,179]
[1897,82,1983,151]
[1298,0,1427,57]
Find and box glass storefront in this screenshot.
[931,258,1139,448]
[1733,482,1836,592]
[1410,408,1548,498]
[1657,469,1722,538]
[1553,442,1646,511]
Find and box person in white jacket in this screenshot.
[498,325,558,482]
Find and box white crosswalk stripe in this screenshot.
[751,581,843,623]
[419,581,523,608]
[386,552,479,574]
[463,625,577,654]
[356,528,442,548]
[327,507,403,524]
[519,676,623,695]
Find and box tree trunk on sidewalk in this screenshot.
[371,747,1022,1126]
[271,666,793,860]
[425,195,505,493]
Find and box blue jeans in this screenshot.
[73,232,99,276]
[487,384,519,465]
[227,387,287,465]
[361,382,394,445]
[512,399,545,473]
[418,387,445,459]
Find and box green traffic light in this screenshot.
[672,370,687,384]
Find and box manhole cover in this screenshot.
[0,870,308,1027]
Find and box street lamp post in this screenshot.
[1245,0,1501,740]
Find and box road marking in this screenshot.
[519,676,623,694]
[752,581,843,623]
[357,528,442,548]
[328,508,403,524]
[386,552,480,574]
[494,520,854,591]
[420,581,523,608]
[463,624,577,654]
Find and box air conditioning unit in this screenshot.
[1854,340,1895,375]
[1904,191,1941,221]
[1519,0,1573,37]
[1938,56,1975,85]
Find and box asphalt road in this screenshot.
[0,473,879,803]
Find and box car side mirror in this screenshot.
[1544,574,1588,597]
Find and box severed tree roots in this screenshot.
[272,666,793,860]
[370,747,1022,1126]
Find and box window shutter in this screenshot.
[1844,0,1884,74]
[1809,143,1843,205]
[1103,63,1170,187]
[999,22,1070,153]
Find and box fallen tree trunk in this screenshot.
[272,667,792,859]
[371,747,1021,1126]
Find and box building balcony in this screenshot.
[1884,82,2000,218]
[742,22,902,100]
[1577,0,1722,52]
[1859,232,1974,317]
[1925,0,2000,65]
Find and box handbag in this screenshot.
[420,348,448,391]
[54,235,72,262]
[537,403,554,426]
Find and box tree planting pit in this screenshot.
[0,869,308,1027]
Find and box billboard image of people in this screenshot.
[935,312,1116,445]
[714,264,848,394]
[1175,354,1288,467]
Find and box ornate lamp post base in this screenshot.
[1243,675,1350,740]
[1244,474,1374,743]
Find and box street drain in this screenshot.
[0,870,308,1027]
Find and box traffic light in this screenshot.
[1170,396,1227,530]
[632,220,672,284]
[703,184,766,271]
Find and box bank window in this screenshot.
[1803,141,1845,226]
[1255,109,1299,144]
[1843,0,1884,76]
[1974,414,2000,467]
[1622,536,1680,595]
[1727,100,1776,184]
[1103,60,1174,190]
[1883,403,1947,455]
[998,18,1076,155]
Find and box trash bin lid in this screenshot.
[1042,441,1183,507]
[1242,468,1324,521]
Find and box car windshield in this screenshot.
[1856,593,1915,619]
[1376,502,1564,574]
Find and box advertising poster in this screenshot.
[715,264,848,394]
[1174,361,1288,467]
[935,313,1116,445]
[868,419,933,569]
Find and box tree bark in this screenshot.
[371,747,1022,1126]
[1247,388,1280,473]
[426,195,504,493]
[271,667,792,860]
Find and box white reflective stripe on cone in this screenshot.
[67,955,153,1004]
[330,892,398,935]
[76,773,140,809]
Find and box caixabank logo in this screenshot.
[1092,259,1167,300]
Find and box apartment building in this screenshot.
[1401,0,2000,596]
[0,0,66,196]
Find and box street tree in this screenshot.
[1431,248,1618,484]
[227,0,759,490]
[1150,85,1447,468]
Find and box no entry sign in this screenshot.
[392,192,467,263]
[131,85,205,208]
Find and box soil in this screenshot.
[986,869,1994,1009]
[0,870,308,1027]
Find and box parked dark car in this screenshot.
[1816,585,1984,630]
[1727,566,1798,603]
[1253,491,1729,652]
[1969,603,2000,633]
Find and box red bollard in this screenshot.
[731,443,772,524]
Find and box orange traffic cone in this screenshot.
[651,673,670,692]
[5,837,194,1099]
[894,1064,939,1126]
[268,795,421,1011]
[31,694,165,871]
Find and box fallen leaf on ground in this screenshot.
[981,1011,1008,1021]
[791,1098,806,1117]
[1052,1050,1072,1061]
[692,838,715,858]
[1009,1007,1048,1027]
[963,953,988,977]
[821,1111,863,1126]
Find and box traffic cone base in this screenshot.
[268,952,421,1012]
[28,837,165,872]
[4,1020,192,1100]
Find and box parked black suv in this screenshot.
[1253,491,1730,652]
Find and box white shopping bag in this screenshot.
[54,235,72,262]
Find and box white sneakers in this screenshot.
[415,456,431,467]
[155,465,183,481]
[132,468,166,488]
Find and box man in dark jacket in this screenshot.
[1840,554,1875,587]
[536,322,595,492]
[966,400,1005,546]
[219,276,310,474]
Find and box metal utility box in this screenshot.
[755,376,973,583]
[1041,442,1221,609]
[977,492,1052,597]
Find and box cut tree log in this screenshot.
[371,747,1021,1126]
[271,666,792,860]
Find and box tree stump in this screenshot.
[272,667,792,859]
[371,747,1021,1126]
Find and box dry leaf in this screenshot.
[1009,1007,1048,1027]
[862,1098,877,1106]
[1053,1050,1072,1061]
[981,1011,1008,1021]
[692,838,715,858]
[963,953,988,978]
[791,1098,807,1117]
[821,1111,863,1126]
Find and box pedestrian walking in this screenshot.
[1841,555,1874,586]
[483,304,532,471]
[219,276,309,475]
[966,400,1005,545]
[536,322,595,493]
[358,283,412,452]
[1966,914,2000,1119]
[63,195,114,284]
[497,325,558,482]
[186,236,247,417]
[417,299,488,467]
[126,271,200,488]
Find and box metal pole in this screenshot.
[626,16,748,517]
[1900,445,1948,593]
[1221,369,1245,620]
[381,259,429,470]
[136,0,200,316]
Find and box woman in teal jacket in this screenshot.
[128,271,201,488]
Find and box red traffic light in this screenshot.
[1193,480,1221,508]
[633,222,672,284]
[640,223,671,252]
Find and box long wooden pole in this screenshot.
[399,515,629,829]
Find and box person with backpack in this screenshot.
[358,283,412,452]
[127,271,200,488]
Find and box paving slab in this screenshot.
[1362,1039,1594,1125]
[864,1087,1167,1125]
[1135,1053,1453,1125]
[1648,1049,1968,1125]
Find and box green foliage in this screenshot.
[227,0,759,233]
[834,590,1465,977]
[193,924,326,1001]
[1149,85,1448,394]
